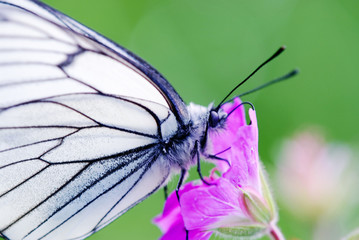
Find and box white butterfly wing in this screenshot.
[0,1,169,108]
[0,0,182,239]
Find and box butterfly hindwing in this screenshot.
[0,94,174,239]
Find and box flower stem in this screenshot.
[269,224,285,240]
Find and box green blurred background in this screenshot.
[40,0,359,239]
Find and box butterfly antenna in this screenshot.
[237,68,299,98]
[215,46,286,111]
[227,101,255,117]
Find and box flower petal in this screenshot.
[154,182,214,240]
[181,179,250,230]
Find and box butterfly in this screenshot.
[0,0,295,239]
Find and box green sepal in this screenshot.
[215,224,267,239]
[243,190,272,224]
[258,163,276,217]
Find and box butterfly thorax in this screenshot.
[162,102,225,170]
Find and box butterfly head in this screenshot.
[184,102,228,157]
[208,107,227,129]
[187,102,227,133]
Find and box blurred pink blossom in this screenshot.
[154,98,281,240]
[276,129,359,240]
[277,130,355,220]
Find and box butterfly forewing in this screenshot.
[0,4,168,108]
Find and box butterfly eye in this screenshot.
[209,110,220,128]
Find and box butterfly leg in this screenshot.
[193,141,214,186]
[163,185,168,200]
[175,168,189,240]
[205,146,231,168]
[207,154,231,167]
[176,168,186,203]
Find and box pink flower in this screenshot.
[154,98,281,240]
[211,98,261,195]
